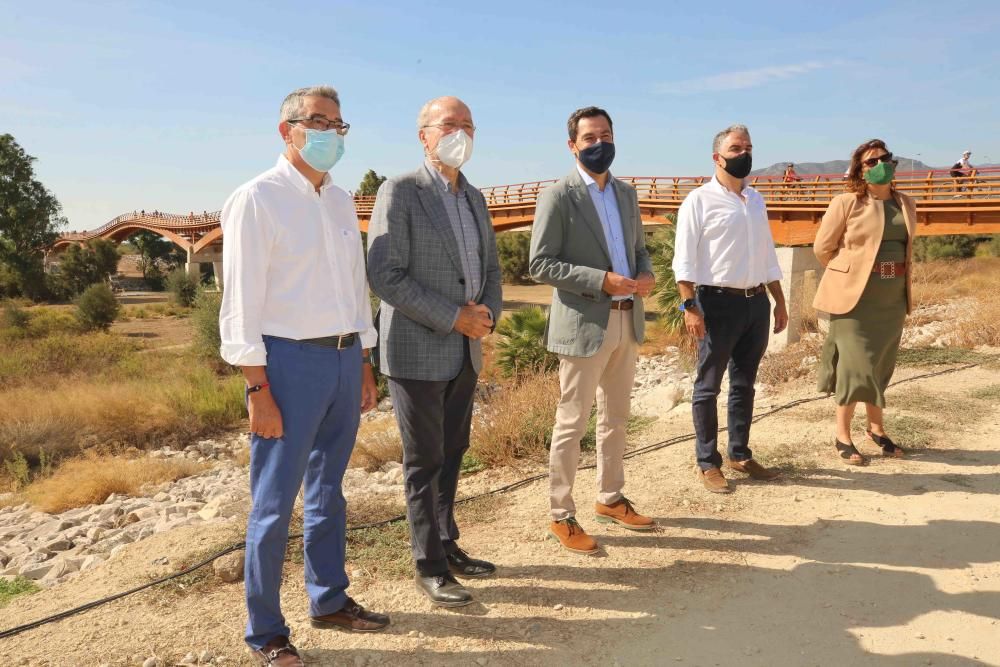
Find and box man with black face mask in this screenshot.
[673,124,788,494]
[529,106,655,555]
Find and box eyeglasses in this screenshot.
[422,121,476,134]
[287,115,351,135]
[862,153,898,168]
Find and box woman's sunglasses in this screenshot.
[862,153,899,168]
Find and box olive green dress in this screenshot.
[817,199,908,407]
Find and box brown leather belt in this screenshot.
[872,261,907,279]
[610,299,634,310]
[701,284,766,297]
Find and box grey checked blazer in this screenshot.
[529,169,652,358]
[367,166,502,381]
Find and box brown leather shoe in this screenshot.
[549,517,599,554]
[696,466,732,493]
[252,636,304,667]
[726,458,781,480]
[595,496,655,530]
[311,596,390,632]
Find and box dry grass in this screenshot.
[757,335,823,386]
[952,293,1000,348]
[349,418,403,471]
[23,453,208,513]
[911,257,1000,309]
[469,371,561,467]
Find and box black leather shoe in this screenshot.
[447,547,496,577]
[415,572,473,607]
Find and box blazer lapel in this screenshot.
[566,169,612,266]
[611,177,636,275]
[415,166,465,277]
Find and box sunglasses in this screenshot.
[862,153,899,168]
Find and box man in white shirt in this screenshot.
[672,124,788,494]
[219,85,388,667]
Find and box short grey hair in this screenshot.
[713,124,751,153]
[280,86,340,121]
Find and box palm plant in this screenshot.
[494,306,559,378]
[649,214,684,332]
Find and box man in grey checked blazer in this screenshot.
[530,106,656,556]
[367,96,502,607]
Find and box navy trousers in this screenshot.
[692,287,770,470]
[244,335,361,650]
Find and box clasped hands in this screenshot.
[603,271,655,298]
[453,301,493,339]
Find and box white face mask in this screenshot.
[434,129,473,169]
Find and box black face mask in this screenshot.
[721,151,752,179]
[577,141,615,174]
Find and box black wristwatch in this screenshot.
[680,298,699,313]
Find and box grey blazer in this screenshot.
[529,169,652,358]
[367,166,502,381]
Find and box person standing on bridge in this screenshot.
[367,96,502,606]
[813,139,916,464]
[530,106,656,555]
[219,85,389,667]
[672,124,788,494]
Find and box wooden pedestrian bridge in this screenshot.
[52,168,1000,257]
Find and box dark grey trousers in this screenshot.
[387,344,477,576]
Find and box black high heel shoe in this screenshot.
[867,430,905,458]
[835,440,867,466]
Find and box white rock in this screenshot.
[213,551,244,583]
[81,554,106,571]
[142,658,159,667]
[18,561,54,580]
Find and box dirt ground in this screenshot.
[2,360,999,666]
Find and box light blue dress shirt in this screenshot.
[576,164,632,299]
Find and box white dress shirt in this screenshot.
[219,155,377,367]
[672,176,782,289]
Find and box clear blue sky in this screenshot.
[2,0,998,231]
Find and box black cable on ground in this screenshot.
[0,361,981,641]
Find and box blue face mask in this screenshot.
[295,128,345,172]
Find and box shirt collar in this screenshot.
[424,159,467,194]
[710,174,750,198]
[276,154,332,195]
[575,163,613,190]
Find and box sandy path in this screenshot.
[2,363,998,666]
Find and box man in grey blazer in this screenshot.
[367,96,502,606]
[530,106,656,555]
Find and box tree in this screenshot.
[0,134,67,299]
[127,229,185,288]
[49,239,120,298]
[357,170,387,197]
[75,282,120,331]
[496,231,532,284]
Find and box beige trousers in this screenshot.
[549,310,638,521]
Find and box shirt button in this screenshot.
[459,278,466,285]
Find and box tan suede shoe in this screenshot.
[726,458,781,480]
[696,466,732,493]
[595,496,655,530]
[549,517,599,554]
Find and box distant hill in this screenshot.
[751,157,934,177]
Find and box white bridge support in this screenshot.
[185,245,224,290]
[769,246,824,351]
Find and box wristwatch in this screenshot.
[679,298,699,313]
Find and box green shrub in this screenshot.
[977,235,1000,258]
[913,235,978,262]
[166,269,199,307]
[496,231,532,284]
[75,283,121,332]
[494,306,558,378]
[2,300,30,332]
[648,215,684,332]
[0,576,39,608]
[191,290,222,360]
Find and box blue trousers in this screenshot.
[692,287,770,470]
[244,336,361,650]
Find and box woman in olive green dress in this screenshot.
[812,139,917,465]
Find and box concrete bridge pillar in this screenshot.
[769,246,823,351]
[212,261,223,291]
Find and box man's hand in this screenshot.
[360,363,378,413]
[453,301,493,339]
[773,301,789,334]
[635,272,655,297]
[248,390,283,439]
[603,272,638,297]
[684,308,706,340]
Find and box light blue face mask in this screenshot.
[295,128,345,172]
